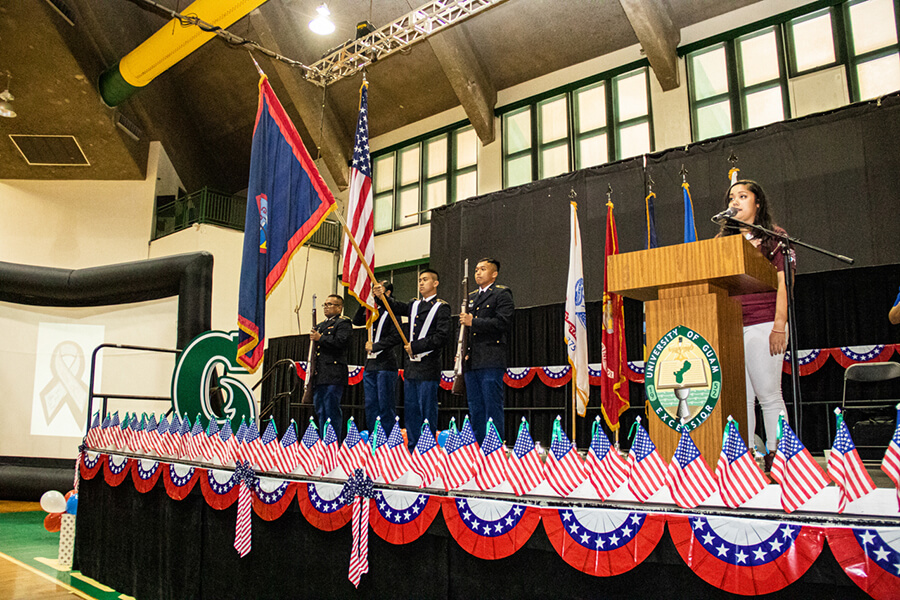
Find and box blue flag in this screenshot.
[682,182,697,243]
[645,191,658,249]
[237,75,336,372]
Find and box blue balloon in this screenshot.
[65,495,78,515]
[437,429,450,448]
[359,430,369,443]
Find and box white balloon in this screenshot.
[40,490,66,513]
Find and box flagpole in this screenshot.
[332,208,412,355]
[571,382,577,448]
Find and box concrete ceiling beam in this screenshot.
[618,0,681,91]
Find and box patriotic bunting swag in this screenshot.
[233,460,258,558]
[341,469,377,588]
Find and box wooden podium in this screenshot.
[607,235,777,469]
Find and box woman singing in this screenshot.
[717,180,791,471]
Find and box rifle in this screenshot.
[451,259,469,396]
[301,294,317,404]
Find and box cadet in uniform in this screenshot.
[374,269,451,450]
[352,280,401,435]
[460,258,514,443]
[310,294,352,440]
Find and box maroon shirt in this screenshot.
[731,226,790,326]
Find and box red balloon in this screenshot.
[44,512,62,533]
[64,490,76,500]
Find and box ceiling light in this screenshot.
[309,4,335,35]
[0,71,15,118]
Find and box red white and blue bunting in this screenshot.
[442,497,541,560]
[827,526,900,600]
[370,489,441,545]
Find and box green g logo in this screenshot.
[171,330,257,428]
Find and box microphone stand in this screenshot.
[714,215,854,434]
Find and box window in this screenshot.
[787,9,838,74]
[372,123,478,233]
[501,65,652,187]
[846,0,900,100]
[736,27,787,128]
[688,44,734,140]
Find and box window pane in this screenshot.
[849,0,898,55]
[617,121,650,160]
[506,154,532,187]
[577,133,608,169]
[504,108,531,154]
[374,193,393,233]
[857,52,900,99]
[539,96,568,143]
[396,187,418,228]
[425,135,447,178]
[691,46,729,100]
[744,86,785,128]
[425,178,447,211]
[616,71,648,121]
[373,154,394,194]
[739,30,780,87]
[455,127,478,168]
[454,171,477,203]
[575,83,606,133]
[540,144,569,179]
[790,11,836,72]
[399,146,420,186]
[696,100,732,140]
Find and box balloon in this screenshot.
[66,495,78,515]
[44,512,62,533]
[359,430,369,444]
[40,491,66,514]
[437,429,450,448]
[65,490,76,501]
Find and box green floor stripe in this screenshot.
[0,511,123,599]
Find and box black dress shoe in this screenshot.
[763,451,776,473]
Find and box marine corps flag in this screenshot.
[565,201,590,416]
[601,200,629,431]
[237,75,336,373]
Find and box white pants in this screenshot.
[743,321,788,452]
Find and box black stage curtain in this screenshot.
[74,475,869,600]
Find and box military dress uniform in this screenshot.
[352,306,401,434]
[464,283,514,443]
[384,294,451,450]
[312,314,352,440]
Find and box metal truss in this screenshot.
[304,0,510,87]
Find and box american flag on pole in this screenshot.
[187,416,206,461]
[474,419,509,490]
[372,417,411,484]
[585,416,627,499]
[626,418,667,502]
[258,420,282,472]
[177,414,192,460]
[274,420,300,474]
[340,418,370,477]
[882,405,900,510]
[666,428,717,509]
[204,418,222,463]
[143,414,158,455]
[412,419,443,487]
[242,419,269,471]
[544,416,587,497]
[321,420,341,476]
[770,415,829,513]
[153,415,172,457]
[565,201,590,416]
[217,418,237,466]
[441,417,479,490]
[340,80,376,323]
[234,417,249,462]
[110,412,125,451]
[298,418,325,475]
[98,413,112,449]
[715,418,768,508]
[506,417,544,496]
[827,411,875,513]
[85,412,101,448]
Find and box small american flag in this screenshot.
[373,417,411,483]
[109,412,124,450]
[882,405,900,510]
[321,420,341,475]
[243,419,269,470]
[98,413,112,449]
[274,420,300,474]
[715,418,767,508]
[144,414,159,456]
[120,413,133,452]
[507,417,544,496]
[828,413,875,513]
[340,418,370,477]
[188,416,206,462]
[475,419,509,491]
[543,417,587,497]
[154,415,172,457]
[254,419,280,472]
[770,416,829,513]
[298,419,325,475]
[234,418,249,463]
[130,414,144,454]
[85,412,101,448]
[367,418,389,480]
[177,414,193,460]
[626,418,666,502]
[204,418,223,464]
[161,413,178,457]
[217,418,237,466]
[585,416,626,499]
[442,417,479,490]
[412,419,443,487]
[666,428,717,509]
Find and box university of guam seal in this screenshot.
[644,326,721,432]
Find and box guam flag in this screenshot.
[237,75,336,373]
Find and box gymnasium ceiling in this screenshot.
[0,0,761,192]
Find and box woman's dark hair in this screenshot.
[719,179,775,237]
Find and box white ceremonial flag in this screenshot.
[565,201,590,416]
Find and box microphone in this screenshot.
[711,207,738,223]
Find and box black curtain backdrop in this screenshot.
[74,475,869,600]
